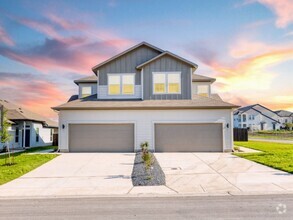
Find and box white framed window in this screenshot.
[81,86,92,98]
[197,85,209,97]
[153,72,181,94]
[108,74,135,95]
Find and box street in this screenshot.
[0,194,292,219]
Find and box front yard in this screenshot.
[0,146,58,185]
[234,141,293,173]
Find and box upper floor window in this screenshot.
[153,72,181,94]
[197,85,209,97]
[108,74,135,95]
[81,86,92,98]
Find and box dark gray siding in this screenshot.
[143,55,192,100]
[98,46,161,85]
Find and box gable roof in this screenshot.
[0,99,58,128]
[52,93,238,111]
[136,51,198,69]
[275,110,293,117]
[192,74,216,82]
[91,42,164,72]
[234,104,280,124]
[74,75,97,85]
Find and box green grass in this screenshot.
[0,146,58,185]
[249,130,293,140]
[234,141,293,173]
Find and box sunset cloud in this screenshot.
[0,72,69,119]
[0,25,14,46]
[249,0,293,28]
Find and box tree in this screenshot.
[285,123,293,131]
[0,110,13,165]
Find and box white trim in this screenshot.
[66,120,137,152]
[97,70,99,99]
[141,68,144,100]
[152,72,181,95]
[107,73,136,96]
[152,120,225,152]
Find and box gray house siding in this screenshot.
[98,45,161,85]
[143,55,192,100]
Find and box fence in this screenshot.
[233,128,248,141]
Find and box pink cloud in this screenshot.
[0,25,14,46]
[250,0,293,28]
[0,72,69,119]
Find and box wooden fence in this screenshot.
[233,128,248,141]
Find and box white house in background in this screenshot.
[0,99,58,150]
[274,110,293,128]
[53,42,239,153]
[233,104,281,131]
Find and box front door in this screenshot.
[22,129,30,147]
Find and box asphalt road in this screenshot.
[0,195,292,219]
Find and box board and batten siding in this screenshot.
[98,45,161,85]
[143,55,193,100]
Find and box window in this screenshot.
[153,72,181,94]
[153,73,166,93]
[36,128,39,142]
[243,124,247,128]
[122,75,134,95]
[168,73,180,93]
[81,86,92,98]
[197,85,209,97]
[108,74,135,95]
[15,127,19,143]
[238,115,241,122]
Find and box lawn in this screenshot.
[0,146,58,185]
[234,141,293,173]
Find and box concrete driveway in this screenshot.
[155,153,293,195]
[0,153,135,197]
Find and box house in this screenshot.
[0,99,58,150]
[233,104,281,131]
[52,42,239,153]
[274,110,293,128]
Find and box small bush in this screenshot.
[234,146,240,151]
[140,141,153,168]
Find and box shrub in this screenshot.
[140,141,153,168]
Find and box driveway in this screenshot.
[155,153,293,195]
[0,153,135,197]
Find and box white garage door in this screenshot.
[69,124,134,152]
[155,123,223,152]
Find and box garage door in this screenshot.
[155,123,223,152]
[69,124,134,152]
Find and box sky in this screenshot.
[0,0,293,120]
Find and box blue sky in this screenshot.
[0,0,292,119]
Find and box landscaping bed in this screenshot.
[234,141,293,173]
[131,151,165,186]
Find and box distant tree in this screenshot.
[285,123,293,131]
[0,110,13,165]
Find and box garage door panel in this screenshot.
[69,124,134,152]
[155,123,223,152]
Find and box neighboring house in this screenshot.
[233,104,281,131]
[53,42,238,153]
[274,110,293,128]
[0,99,58,150]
